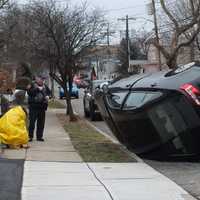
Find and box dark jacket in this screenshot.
[27,82,51,110]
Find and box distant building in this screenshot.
[145,34,200,72]
[0,63,17,93]
[80,45,120,80]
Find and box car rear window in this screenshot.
[165,63,200,77]
[123,91,163,110]
[106,91,128,109]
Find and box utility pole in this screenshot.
[101,23,115,62]
[152,0,162,71]
[107,23,110,46]
[118,15,136,73]
[101,23,115,47]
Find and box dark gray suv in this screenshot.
[95,62,200,159]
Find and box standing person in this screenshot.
[27,76,51,142]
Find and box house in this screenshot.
[0,62,32,93]
[145,34,200,71]
[80,45,120,80]
[0,63,18,93]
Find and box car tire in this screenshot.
[59,96,63,99]
[83,100,89,118]
[89,103,96,121]
[76,95,79,99]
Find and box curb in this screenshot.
[84,120,119,144]
[85,119,143,163]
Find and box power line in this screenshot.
[104,4,147,12]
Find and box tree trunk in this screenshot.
[166,56,177,69]
[190,42,195,62]
[63,86,77,121]
[50,76,55,99]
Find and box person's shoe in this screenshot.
[37,138,44,142]
[29,138,33,142]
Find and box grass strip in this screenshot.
[48,99,66,109]
[57,114,136,162]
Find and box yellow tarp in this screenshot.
[0,106,28,147]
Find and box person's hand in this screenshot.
[38,86,43,91]
[45,96,49,101]
[26,84,31,90]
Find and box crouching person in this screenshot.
[0,106,29,149]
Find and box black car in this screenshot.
[94,62,200,159]
[83,79,109,121]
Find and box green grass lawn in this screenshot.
[57,114,136,162]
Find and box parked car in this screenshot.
[83,79,110,121]
[94,62,200,160]
[59,83,79,99]
[73,76,89,88]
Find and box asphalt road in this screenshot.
[66,91,200,200]
[0,158,24,200]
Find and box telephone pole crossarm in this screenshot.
[118,15,136,73]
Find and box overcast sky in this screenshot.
[71,0,153,43]
[18,0,153,44]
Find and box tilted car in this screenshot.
[94,62,200,159]
[59,83,79,99]
[83,79,109,121]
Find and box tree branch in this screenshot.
[160,0,179,29]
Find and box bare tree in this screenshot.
[135,29,151,56]
[25,0,106,120]
[153,0,200,68]
[118,36,147,75]
[0,0,8,9]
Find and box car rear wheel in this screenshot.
[89,103,96,121]
[83,100,89,118]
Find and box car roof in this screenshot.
[109,74,151,89]
[109,62,200,91]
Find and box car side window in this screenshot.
[123,91,163,110]
[106,91,128,109]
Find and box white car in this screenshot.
[13,89,28,104]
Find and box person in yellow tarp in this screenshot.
[0,106,29,149]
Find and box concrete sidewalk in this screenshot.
[1,109,196,200]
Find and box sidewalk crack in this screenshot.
[85,163,114,200]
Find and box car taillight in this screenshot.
[180,83,200,105]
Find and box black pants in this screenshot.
[29,108,46,139]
